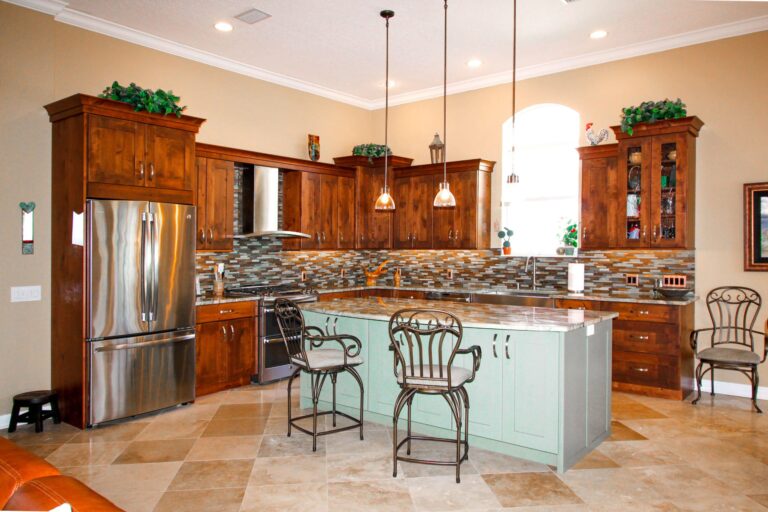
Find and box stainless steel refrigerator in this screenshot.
[87,199,196,425]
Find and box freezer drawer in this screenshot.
[89,329,195,425]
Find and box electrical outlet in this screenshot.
[446,269,454,280]
[662,275,687,288]
[625,274,639,287]
[340,268,346,278]
[300,271,307,282]
[10,285,41,302]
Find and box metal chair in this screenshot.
[388,309,481,483]
[274,299,365,451]
[691,286,766,413]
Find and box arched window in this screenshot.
[501,103,580,256]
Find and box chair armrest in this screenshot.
[304,333,362,365]
[455,345,482,383]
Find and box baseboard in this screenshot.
[708,379,768,401]
[0,413,10,430]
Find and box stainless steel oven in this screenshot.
[258,295,317,383]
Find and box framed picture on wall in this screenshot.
[744,182,768,271]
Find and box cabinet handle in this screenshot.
[324,316,330,335]
[636,310,650,316]
[492,334,498,358]
[219,309,234,314]
[139,161,145,179]
[332,317,338,335]
[221,325,228,340]
[630,335,650,341]
[208,228,214,242]
[149,162,155,180]
[322,232,327,242]
[642,226,647,240]
[583,227,587,240]
[454,230,459,241]
[632,367,650,373]
[199,229,206,244]
[340,232,344,242]
[504,334,511,360]
[448,229,453,240]
[230,324,235,338]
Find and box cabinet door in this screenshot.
[581,156,617,250]
[452,172,478,249]
[453,329,503,439]
[502,331,560,453]
[393,176,412,248]
[409,175,433,249]
[195,157,209,250]
[357,167,392,249]
[616,139,653,248]
[227,317,255,388]
[650,134,687,248]
[367,320,402,418]
[318,174,338,249]
[337,176,355,249]
[205,159,234,251]
[195,321,229,396]
[145,125,194,191]
[300,172,322,249]
[87,115,143,186]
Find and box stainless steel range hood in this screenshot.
[238,166,310,239]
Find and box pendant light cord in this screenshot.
[512,0,517,132]
[384,14,390,191]
[442,0,448,184]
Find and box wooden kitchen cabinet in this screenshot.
[195,303,257,396]
[283,170,355,250]
[577,144,618,250]
[393,174,433,249]
[611,117,702,249]
[196,157,234,251]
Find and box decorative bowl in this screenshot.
[653,287,692,299]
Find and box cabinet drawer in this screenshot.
[613,351,678,389]
[196,301,255,323]
[613,321,679,356]
[554,299,600,311]
[601,302,677,323]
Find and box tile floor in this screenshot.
[3,382,768,511]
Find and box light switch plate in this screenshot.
[587,324,595,336]
[10,285,41,302]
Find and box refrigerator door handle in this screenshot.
[149,211,158,322]
[140,212,148,323]
[94,333,195,353]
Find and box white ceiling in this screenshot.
[10,0,768,109]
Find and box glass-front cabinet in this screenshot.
[613,117,701,249]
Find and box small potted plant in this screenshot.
[558,222,578,256]
[497,228,514,255]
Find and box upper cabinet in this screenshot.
[196,157,234,251]
[46,94,204,205]
[579,117,702,251]
[393,174,434,249]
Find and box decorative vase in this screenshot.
[308,134,320,161]
[502,246,512,255]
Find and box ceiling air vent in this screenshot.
[236,8,271,24]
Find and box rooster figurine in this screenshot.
[585,122,609,146]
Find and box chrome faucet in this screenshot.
[524,256,541,290]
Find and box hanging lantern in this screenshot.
[429,133,444,164]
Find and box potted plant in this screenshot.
[99,81,186,117]
[352,143,392,163]
[558,222,578,256]
[620,98,687,136]
[497,228,514,255]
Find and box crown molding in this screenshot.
[5,0,768,111]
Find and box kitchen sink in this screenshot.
[471,290,556,308]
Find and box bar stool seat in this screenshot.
[9,391,61,433]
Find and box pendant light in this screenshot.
[374,9,396,211]
[434,0,456,208]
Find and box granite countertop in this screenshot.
[195,294,260,306]
[316,284,697,306]
[302,297,618,332]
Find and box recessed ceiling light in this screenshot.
[215,21,233,32]
[590,30,607,40]
[467,58,483,69]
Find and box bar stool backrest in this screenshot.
[274,298,309,365]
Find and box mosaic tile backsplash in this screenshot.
[196,166,694,295]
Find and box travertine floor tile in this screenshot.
[2,422,80,445]
[62,461,182,495]
[596,440,684,468]
[468,448,550,474]
[186,435,262,461]
[200,417,266,437]
[101,489,163,512]
[483,472,583,507]
[22,443,63,458]
[46,441,128,467]
[212,402,273,420]
[606,420,648,441]
[329,479,415,512]
[559,467,663,504]
[612,400,667,420]
[249,454,326,486]
[134,419,208,440]
[406,474,501,511]
[240,482,328,512]
[325,427,387,454]
[113,438,194,464]
[154,487,245,512]
[168,459,254,491]
[570,450,619,470]
[747,494,768,507]
[258,433,325,457]
[327,450,402,482]
[633,464,741,501]
[67,422,150,444]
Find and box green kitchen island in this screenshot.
[298,297,617,472]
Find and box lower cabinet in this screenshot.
[195,303,257,397]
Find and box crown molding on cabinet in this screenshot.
[5,0,768,111]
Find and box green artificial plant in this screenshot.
[620,98,687,136]
[497,227,514,248]
[352,143,392,162]
[562,222,578,248]
[99,81,186,117]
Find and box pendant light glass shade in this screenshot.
[375,10,396,211]
[433,0,455,208]
[375,186,396,210]
[433,181,456,207]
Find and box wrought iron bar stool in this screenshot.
[691,286,766,412]
[388,309,481,483]
[274,299,365,451]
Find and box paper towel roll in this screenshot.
[568,263,585,294]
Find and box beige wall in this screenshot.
[2,0,766,417]
[0,3,372,416]
[372,31,768,388]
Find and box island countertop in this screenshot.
[301,297,617,332]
